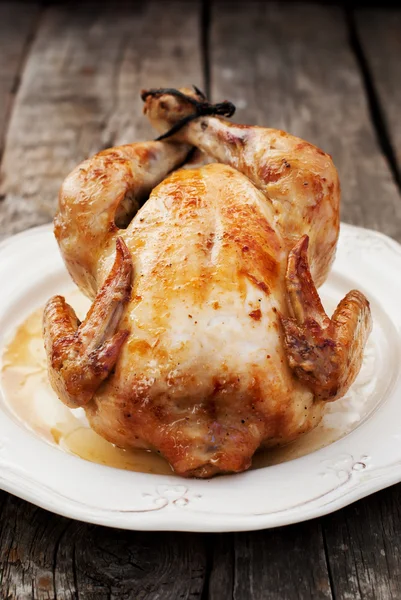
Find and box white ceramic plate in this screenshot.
[0,223,400,532]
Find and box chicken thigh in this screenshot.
[44,88,371,477]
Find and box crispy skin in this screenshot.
[43,238,132,408]
[280,237,372,400]
[55,141,190,297]
[82,164,322,477]
[143,88,340,287]
[43,88,371,477]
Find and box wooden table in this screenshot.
[0,2,400,598]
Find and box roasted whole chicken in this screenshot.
[44,87,372,477]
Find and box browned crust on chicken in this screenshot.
[43,238,132,408]
[280,236,372,400]
[42,87,371,478]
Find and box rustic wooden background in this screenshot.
[0,1,400,598]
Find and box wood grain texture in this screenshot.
[0,2,40,158]
[208,525,333,600]
[322,485,401,600]
[209,1,401,240]
[208,534,234,600]
[0,2,208,596]
[356,8,401,177]
[1,2,401,600]
[0,0,203,237]
[0,494,207,600]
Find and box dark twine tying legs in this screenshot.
[141,86,236,141]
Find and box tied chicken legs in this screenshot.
[43,88,371,477]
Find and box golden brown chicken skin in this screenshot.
[43,88,371,477]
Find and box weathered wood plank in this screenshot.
[0,2,209,597]
[0,0,203,237]
[0,494,207,600]
[0,2,40,158]
[69,527,207,600]
[208,525,332,600]
[322,485,401,600]
[208,2,401,597]
[0,495,72,600]
[356,8,401,179]
[209,0,401,240]
[208,533,234,599]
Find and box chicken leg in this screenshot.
[142,88,371,401]
[55,140,190,297]
[142,87,340,286]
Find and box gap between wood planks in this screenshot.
[345,6,401,191]
[200,534,213,600]
[201,0,401,197]
[322,525,337,600]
